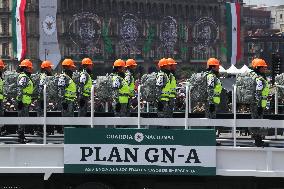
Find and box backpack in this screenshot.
[236,71,257,104]
[95,74,116,101]
[140,72,159,102]
[187,72,208,102]
[275,73,284,100]
[3,71,19,99]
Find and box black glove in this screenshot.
[257,107,263,115]
[62,102,68,110]
[40,100,44,109]
[115,103,121,112]
[209,104,215,112]
[18,101,23,110]
[157,101,164,111]
[79,99,86,107]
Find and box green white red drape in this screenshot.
[226,2,241,65]
[12,0,27,61]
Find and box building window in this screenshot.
[280,14,283,19]
[270,18,275,24]
[2,0,8,8]
[2,43,9,57]
[1,19,8,35]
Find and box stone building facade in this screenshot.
[0,0,242,74]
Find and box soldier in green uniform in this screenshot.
[34,60,54,136]
[205,58,222,119]
[249,58,270,146]
[0,59,5,117]
[78,58,93,117]
[0,59,5,136]
[38,60,53,117]
[167,58,177,117]
[125,59,137,114]
[111,59,130,117]
[58,59,77,117]
[156,58,171,118]
[17,59,34,143]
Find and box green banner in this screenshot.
[64,128,216,176]
[143,27,155,53]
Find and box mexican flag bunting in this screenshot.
[12,0,27,61]
[226,2,241,65]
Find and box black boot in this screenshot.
[17,130,26,144]
[254,134,264,147]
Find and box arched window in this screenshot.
[190,5,194,19]
[202,6,207,17]
[209,6,213,17]
[98,0,103,12]
[152,3,157,14]
[185,5,189,18]
[197,6,201,17]
[126,1,131,12]
[146,3,151,13]
[173,4,177,15]
[139,2,144,13]
[133,2,138,13]
[159,3,164,15]
[119,1,125,13]
[112,0,117,13]
[105,0,111,12]
[178,4,183,17]
[165,4,170,13]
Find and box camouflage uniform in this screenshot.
[37,73,47,117]
[206,71,222,119]
[125,69,135,115]
[78,70,92,117]
[17,72,34,142]
[250,72,270,119]
[249,71,270,146]
[0,75,4,135]
[156,71,171,118]
[0,75,3,117]
[112,73,130,117]
[58,73,77,117]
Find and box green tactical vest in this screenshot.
[0,77,3,100]
[113,74,130,104]
[207,73,222,104]
[126,71,135,97]
[169,73,177,98]
[157,71,171,102]
[256,77,270,108]
[63,74,77,101]
[17,73,34,105]
[81,72,92,97]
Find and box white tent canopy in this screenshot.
[226,64,242,74]
[240,65,251,73]
[219,66,226,73]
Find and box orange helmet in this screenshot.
[158,58,168,68]
[62,59,76,67]
[167,58,177,65]
[19,59,33,69]
[0,59,5,68]
[113,59,126,67]
[41,60,54,69]
[207,58,220,67]
[252,58,267,68]
[125,59,137,67]
[82,58,93,65]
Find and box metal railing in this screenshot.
[1,84,284,146]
